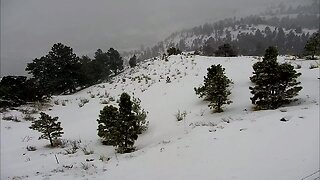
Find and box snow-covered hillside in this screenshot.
[1,55,319,180]
[164,24,317,50]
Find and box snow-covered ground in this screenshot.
[1,55,319,180]
[164,25,318,50]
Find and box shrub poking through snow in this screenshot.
[26,145,37,151]
[175,110,187,121]
[29,112,64,147]
[249,46,302,110]
[194,64,232,112]
[97,92,148,153]
[166,76,171,83]
[309,63,319,69]
[23,114,35,121]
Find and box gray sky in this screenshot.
[1,0,292,76]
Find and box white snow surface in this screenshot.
[1,55,319,180]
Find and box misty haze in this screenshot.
[0,0,308,76]
[1,0,319,179]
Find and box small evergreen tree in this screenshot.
[304,32,320,60]
[97,93,148,153]
[194,64,232,112]
[167,47,182,56]
[215,43,237,57]
[249,46,302,110]
[29,112,63,147]
[97,105,120,146]
[202,42,215,56]
[129,55,137,68]
[132,97,148,134]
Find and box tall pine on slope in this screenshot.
[29,112,63,147]
[194,64,232,112]
[26,43,82,95]
[107,48,123,75]
[97,93,148,153]
[97,105,120,146]
[304,32,320,60]
[249,46,302,110]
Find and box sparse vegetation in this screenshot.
[99,155,110,162]
[79,98,90,107]
[309,63,319,69]
[81,146,94,155]
[23,114,35,121]
[175,110,187,121]
[26,145,37,151]
[2,115,20,122]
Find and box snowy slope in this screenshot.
[164,25,317,50]
[1,55,319,180]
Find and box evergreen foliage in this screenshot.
[78,55,97,87]
[97,105,120,146]
[132,97,148,134]
[304,32,320,59]
[202,38,215,56]
[24,44,124,99]
[249,46,302,110]
[194,64,232,112]
[129,55,137,68]
[97,93,148,153]
[167,47,182,56]
[94,49,112,80]
[0,76,45,107]
[107,48,124,75]
[26,43,82,95]
[215,43,237,57]
[29,112,63,147]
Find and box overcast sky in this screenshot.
[1,0,296,76]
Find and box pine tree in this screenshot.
[249,46,302,110]
[129,55,137,68]
[29,112,63,147]
[202,39,215,56]
[167,47,182,56]
[97,93,148,153]
[26,43,82,95]
[94,49,111,80]
[215,43,237,57]
[107,48,123,75]
[194,64,232,112]
[132,97,148,134]
[304,32,320,60]
[97,105,120,145]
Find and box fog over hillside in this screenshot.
[0,0,310,76]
